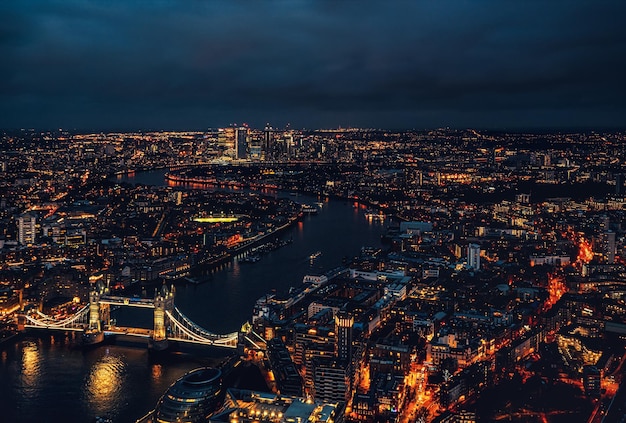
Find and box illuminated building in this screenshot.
[467,243,480,271]
[428,334,481,369]
[583,365,601,398]
[17,213,37,245]
[600,231,616,264]
[236,127,248,159]
[312,358,351,404]
[154,367,223,423]
[285,134,294,159]
[0,287,20,315]
[267,338,303,397]
[209,388,344,422]
[264,124,274,160]
[335,310,353,362]
[435,410,477,423]
[293,325,335,395]
[218,127,235,148]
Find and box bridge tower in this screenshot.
[89,281,110,332]
[152,283,175,349]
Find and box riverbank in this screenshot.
[134,165,405,227]
[165,171,279,191]
[185,214,301,285]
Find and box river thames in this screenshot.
[0,169,392,422]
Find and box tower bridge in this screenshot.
[19,282,266,352]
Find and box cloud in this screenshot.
[1,0,625,130]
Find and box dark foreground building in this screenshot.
[154,367,223,423]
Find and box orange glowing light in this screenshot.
[577,238,593,264]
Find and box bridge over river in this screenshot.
[17,282,266,352]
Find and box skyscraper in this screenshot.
[285,134,294,159]
[468,243,481,271]
[601,231,616,264]
[335,310,353,362]
[218,127,235,149]
[17,213,36,245]
[263,124,274,161]
[235,127,248,159]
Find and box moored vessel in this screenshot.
[81,328,105,347]
[148,337,169,352]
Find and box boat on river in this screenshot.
[301,204,319,214]
[81,328,105,347]
[309,251,322,260]
[240,255,261,264]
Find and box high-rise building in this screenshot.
[218,127,235,149]
[601,231,616,264]
[293,325,335,395]
[467,243,481,271]
[263,124,274,160]
[17,213,37,245]
[235,127,248,159]
[335,310,353,362]
[312,358,351,404]
[285,134,294,159]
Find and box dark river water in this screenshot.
[0,169,391,423]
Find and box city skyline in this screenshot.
[1,1,625,131]
[2,128,626,421]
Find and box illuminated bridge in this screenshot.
[19,283,266,351]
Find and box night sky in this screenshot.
[1,0,625,131]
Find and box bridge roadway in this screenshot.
[105,326,153,338]
[99,295,157,308]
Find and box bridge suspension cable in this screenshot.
[25,305,90,329]
[165,308,239,347]
[171,307,236,339]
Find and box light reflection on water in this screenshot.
[84,351,126,418]
[151,363,163,382]
[20,340,41,399]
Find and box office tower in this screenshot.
[335,310,353,362]
[235,127,248,159]
[468,243,480,271]
[218,127,235,149]
[18,213,37,245]
[601,231,616,264]
[285,134,294,159]
[263,124,274,160]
